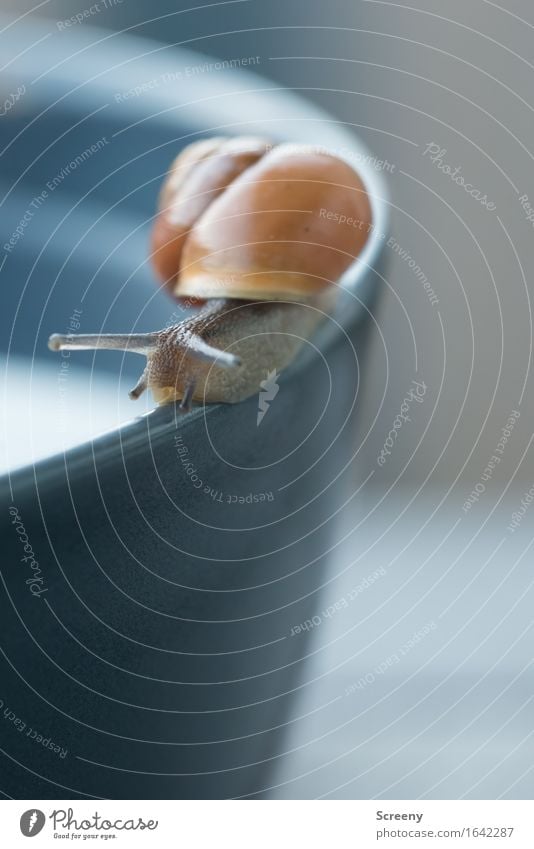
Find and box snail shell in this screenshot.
[152,137,372,302]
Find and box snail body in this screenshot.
[48,137,372,409]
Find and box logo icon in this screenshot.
[20,810,45,837]
[257,369,279,426]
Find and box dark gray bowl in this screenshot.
[0,16,387,798]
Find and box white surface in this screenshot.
[0,355,151,474]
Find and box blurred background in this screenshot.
[1,0,533,799]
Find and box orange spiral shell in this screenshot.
[151,136,372,303]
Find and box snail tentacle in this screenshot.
[178,380,196,412]
[48,332,159,355]
[128,369,149,400]
[182,333,241,369]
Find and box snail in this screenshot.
[48,136,372,410]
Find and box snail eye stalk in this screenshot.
[179,380,196,413]
[182,335,241,369]
[47,332,159,355]
[128,369,149,401]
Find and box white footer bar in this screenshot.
[1,800,532,846]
